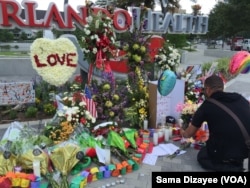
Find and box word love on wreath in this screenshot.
[30,38,78,87]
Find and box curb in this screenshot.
[0,119,52,130]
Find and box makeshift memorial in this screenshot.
[30,38,78,86]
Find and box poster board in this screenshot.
[148,79,185,128]
[0,82,35,105]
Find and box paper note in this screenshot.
[142,153,158,165]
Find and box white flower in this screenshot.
[93,48,97,54]
[79,101,86,106]
[84,29,91,35]
[86,16,93,23]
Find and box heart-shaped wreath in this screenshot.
[30,38,78,86]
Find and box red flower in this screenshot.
[80,117,87,124]
[74,75,83,84]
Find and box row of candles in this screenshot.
[143,120,181,146]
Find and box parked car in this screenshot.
[242,39,250,52]
[216,40,223,45]
[230,37,244,51]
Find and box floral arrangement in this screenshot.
[176,100,200,129]
[81,9,117,72]
[122,40,150,72]
[90,72,128,122]
[43,76,96,144]
[176,67,205,103]
[185,80,204,103]
[121,5,151,72]
[124,67,149,128]
[30,38,78,87]
[154,40,181,73]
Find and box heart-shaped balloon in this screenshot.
[30,38,78,86]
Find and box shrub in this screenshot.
[25,106,38,118]
[43,103,56,115]
[9,110,18,119]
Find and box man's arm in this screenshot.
[180,124,199,138]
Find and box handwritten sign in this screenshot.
[0,82,35,105]
[149,80,185,128]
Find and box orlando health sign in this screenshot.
[0,0,208,34]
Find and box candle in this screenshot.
[143,120,148,130]
[168,127,173,138]
[158,130,164,138]
[164,129,170,142]
[33,160,41,177]
[153,132,158,145]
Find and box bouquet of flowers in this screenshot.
[81,9,117,72]
[154,40,181,73]
[176,100,200,129]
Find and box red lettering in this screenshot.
[113,9,131,31]
[33,55,47,67]
[65,5,87,29]
[67,53,77,67]
[23,1,43,27]
[0,0,25,27]
[47,54,57,66]
[44,4,67,28]
[0,1,132,32]
[34,53,76,68]
[56,54,66,65]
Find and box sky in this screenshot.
[15,0,217,15]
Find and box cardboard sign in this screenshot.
[0,82,35,105]
[148,79,185,128]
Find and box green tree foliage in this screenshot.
[115,0,155,10]
[208,0,250,38]
[163,34,188,48]
[0,30,14,42]
[20,32,27,40]
[34,30,43,39]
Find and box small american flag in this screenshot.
[84,85,97,118]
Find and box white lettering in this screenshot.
[183,176,218,185]
[156,176,181,183]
